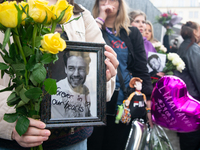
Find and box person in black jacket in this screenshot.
[87,0,153,150]
[176,21,200,150]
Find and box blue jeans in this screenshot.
[0,139,87,150]
[56,139,87,150]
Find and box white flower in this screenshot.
[176,63,185,72]
[167,53,179,61]
[160,45,167,53]
[172,57,182,66]
[154,42,162,48]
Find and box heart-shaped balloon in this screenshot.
[151,75,200,132]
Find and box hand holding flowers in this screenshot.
[156,11,182,35]
[0,0,73,149]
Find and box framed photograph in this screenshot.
[147,52,166,74]
[41,41,106,128]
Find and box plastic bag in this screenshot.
[149,125,174,150]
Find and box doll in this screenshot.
[123,77,147,120]
[115,77,147,124]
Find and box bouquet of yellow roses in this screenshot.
[0,0,73,149]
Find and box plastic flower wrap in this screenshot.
[162,53,185,75]
[0,0,74,149]
[152,42,167,54]
[156,11,182,35]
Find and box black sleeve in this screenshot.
[128,27,153,100]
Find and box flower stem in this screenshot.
[32,25,38,53]
[13,27,28,87]
[51,21,57,33]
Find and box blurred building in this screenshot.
[149,0,200,24]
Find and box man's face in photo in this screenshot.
[65,56,87,88]
[150,57,160,71]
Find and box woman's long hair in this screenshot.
[92,0,130,36]
[128,10,147,24]
[181,21,199,49]
[146,20,155,43]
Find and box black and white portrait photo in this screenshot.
[51,50,97,119]
[147,52,166,76]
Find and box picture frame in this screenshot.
[41,41,106,128]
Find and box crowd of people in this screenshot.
[0,0,200,150]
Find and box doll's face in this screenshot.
[134,81,142,91]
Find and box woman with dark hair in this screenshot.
[176,21,200,150]
[88,0,153,150]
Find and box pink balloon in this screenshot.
[151,75,200,132]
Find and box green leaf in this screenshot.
[15,116,29,136]
[30,75,38,86]
[14,3,23,27]
[35,98,42,112]
[16,100,26,108]
[7,92,21,106]
[12,63,25,71]
[25,24,34,41]
[53,54,59,64]
[65,16,81,24]
[9,44,17,59]
[35,36,42,47]
[26,55,36,71]
[3,113,18,123]
[166,71,174,75]
[15,84,23,96]
[28,110,39,118]
[19,87,30,103]
[41,53,53,64]
[16,106,27,116]
[3,56,14,64]
[44,78,57,95]
[23,45,33,57]
[55,7,69,23]
[31,63,46,83]
[25,87,42,100]
[0,85,15,92]
[0,62,9,70]
[36,49,42,63]
[41,27,51,35]
[2,28,11,50]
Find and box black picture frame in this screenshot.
[41,41,106,128]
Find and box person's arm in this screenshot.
[129,27,153,100]
[184,46,200,94]
[0,85,51,147]
[81,6,118,101]
[0,85,15,140]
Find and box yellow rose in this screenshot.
[52,0,73,24]
[0,1,18,28]
[28,0,53,24]
[40,32,66,54]
[18,1,28,25]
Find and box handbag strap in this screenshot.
[117,67,127,95]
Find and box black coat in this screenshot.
[177,39,200,100]
[102,27,153,99]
